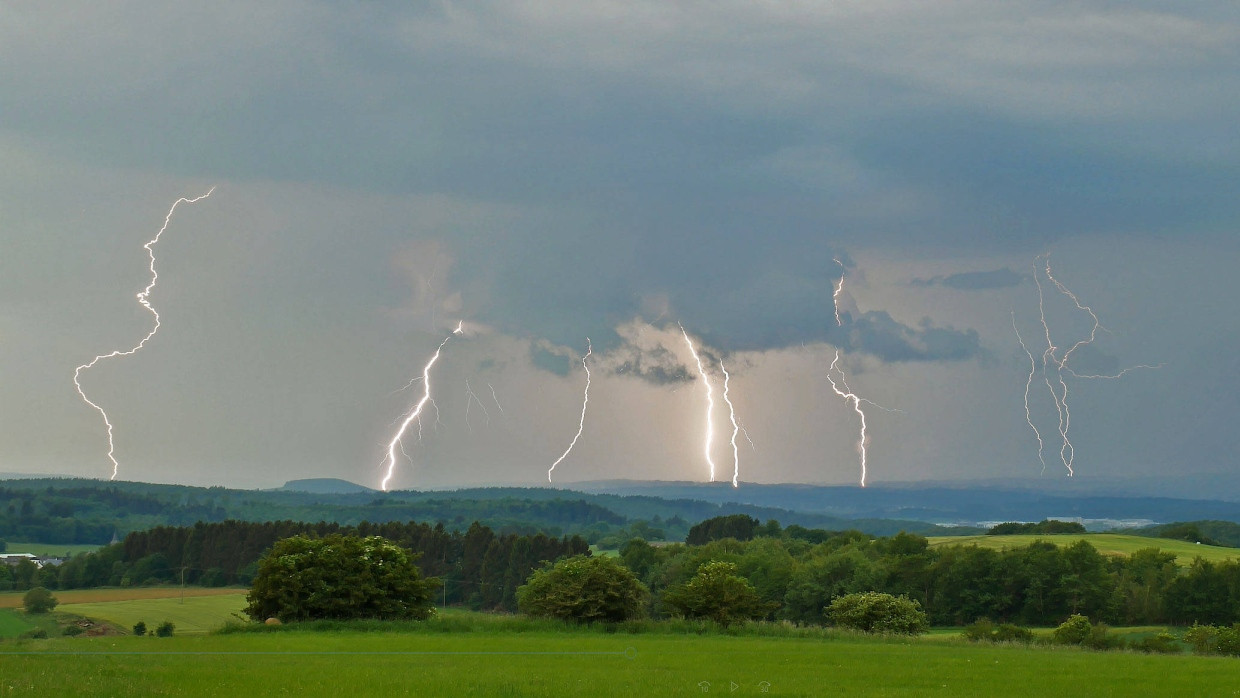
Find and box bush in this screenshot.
[20,628,48,639]
[1051,614,1122,650]
[662,561,772,627]
[62,625,84,637]
[825,592,928,634]
[22,587,58,614]
[517,554,648,623]
[1134,632,1181,654]
[132,621,147,636]
[155,621,175,637]
[962,618,1033,643]
[245,534,439,623]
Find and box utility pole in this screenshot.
[180,566,187,604]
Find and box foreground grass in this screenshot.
[59,595,249,635]
[0,587,246,609]
[1,615,1236,696]
[926,533,1239,565]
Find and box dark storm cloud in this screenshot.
[910,268,1026,290]
[843,312,983,363]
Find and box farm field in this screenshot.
[1,624,1237,696]
[926,533,1239,564]
[1,541,101,557]
[0,587,245,609]
[0,609,35,638]
[59,595,248,635]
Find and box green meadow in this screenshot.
[1,541,101,557]
[1,623,1237,697]
[927,533,1239,565]
[58,595,249,635]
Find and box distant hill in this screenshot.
[926,533,1240,566]
[278,478,375,494]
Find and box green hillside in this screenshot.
[927,533,1239,565]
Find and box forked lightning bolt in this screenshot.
[1014,254,1160,476]
[73,188,215,480]
[464,379,490,431]
[826,351,871,487]
[548,339,591,482]
[380,321,463,491]
[719,359,741,488]
[680,324,717,482]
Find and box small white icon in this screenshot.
[730,681,740,692]
[698,681,711,693]
[758,681,772,693]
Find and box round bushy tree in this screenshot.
[22,586,58,614]
[517,554,648,623]
[245,535,438,623]
[662,560,771,626]
[826,591,928,634]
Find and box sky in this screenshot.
[1,2,1237,493]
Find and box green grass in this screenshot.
[1,621,1237,696]
[58,595,249,635]
[926,533,1240,565]
[1,541,101,557]
[0,610,36,638]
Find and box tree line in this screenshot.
[3,519,588,612]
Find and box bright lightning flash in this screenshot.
[73,188,215,480]
[719,359,741,488]
[826,351,870,487]
[679,324,717,482]
[380,322,463,492]
[548,339,592,482]
[832,257,846,326]
[1015,254,1161,476]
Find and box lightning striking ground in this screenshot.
[826,351,871,487]
[380,322,463,491]
[72,188,215,480]
[719,359,741,488]
[679,324,717,482]
[548,339,592,482]
[1014,254,1161,476]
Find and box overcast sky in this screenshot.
[1,2,1237,493]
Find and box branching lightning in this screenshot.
[72,188,215,481]
[464,379,490,431]
[679,324,717,482]
[719,359,741,488]
[488,383,505,414]
[548,338,592,482]
[380,322,463,492]
[1013,254,1161,476]
[826,351,871,487]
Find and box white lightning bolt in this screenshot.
[826,350,870,487]
[488,383,505,414]
[832,257,846,326]
[548,338,592,482]
[464,379,490,431]
[1012,310,1047,474]
[72,188,215,481]
[380,322,463,492]
[1016,254,1161,476]
[680,324,717,482]
[719,359,741,488]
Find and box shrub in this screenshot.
[1134,632,1181,654]
[20,628,48,639]
[155,621,175,637]
[825,592,928,634]
[962,618,1033,643]
[22,587,58,614]
[62,625,84,637]
[245,534,438,623]
[132,621,147,636]
[662,561,772,627]
[517,554,648,623]
[1051,614,1121,650]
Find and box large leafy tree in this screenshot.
[517,554,648,623]
[826,591,928,634]
[662,560,771,626]
[244,534,438,622]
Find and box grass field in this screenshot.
[1,622,1237,696]
[0,609,35,638]
[0,587,245,609]
[59,595,249,635]
[926,533,1239,565]
[1,541,101,557]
